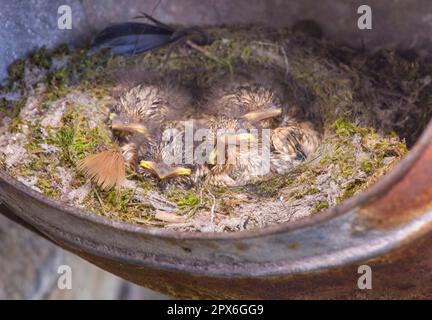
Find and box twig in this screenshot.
[186,40,219,62]
[207,190,217,227]
[94,189,106,213]
[251,41,290,75]
[125,187,137,205]
[150,0,162,16]
[186,39,234,74]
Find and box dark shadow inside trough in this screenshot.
[0,0,432,299]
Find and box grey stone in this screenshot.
[0,203,163,299]
[0,210,63,299]
[1,0,432,81]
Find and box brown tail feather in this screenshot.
[78,149,126,190]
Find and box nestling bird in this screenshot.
[270,118,321,174]
[205,82,283,128]
[79,73,321,189]
[138,118,199,189]
[79,83,196,189]
[201,83,281,186]
[202,83,321,186]
[204,116,270,186]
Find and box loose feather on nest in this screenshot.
[77,149,126,190]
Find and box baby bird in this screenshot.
[201,83,283,186]
[204,116,270,186]
[138,120,192,187]
[111,83,194,135]
[79,80,321,190]
[205,83,283,128]
[79,84,195,189]
[270,118,321,174]
[203,83,321,186]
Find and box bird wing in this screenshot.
[91,22,175,55]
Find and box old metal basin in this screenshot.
[1,0,431,298]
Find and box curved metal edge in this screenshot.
[1,117,431,241]
[0,120,431,279]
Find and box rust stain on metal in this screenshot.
[235,242,249,251]
[286,243,299,250]
[63,230,432,299]
[358,143,432,229]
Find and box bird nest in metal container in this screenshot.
[0,21,430,232]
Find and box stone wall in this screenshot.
[0,204,167,299]
[1,0,432,81]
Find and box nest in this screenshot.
[1,24,430,232]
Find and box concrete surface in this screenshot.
[1,0,432,81]
[0,204,168,299]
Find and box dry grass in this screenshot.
[0,25,429,232]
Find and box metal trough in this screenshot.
[1,0,431,298]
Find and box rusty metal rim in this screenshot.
[1,118,431,241]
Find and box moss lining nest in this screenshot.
[0,24,430,232]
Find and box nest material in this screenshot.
[0,25,429,232]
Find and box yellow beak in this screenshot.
[209,132,256,165]
[111,122,149,135]
[242,108,282,122]
[140,160,192,179]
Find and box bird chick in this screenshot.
[113,83,194,131]
[204,116,271,187]
[138,120,198,189]
[270,118,321,174]
[200,83,285,186]
[206,83,283,128]
[80,83,195,189]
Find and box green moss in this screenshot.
[138,181,154,194]
[338,180,364,202]
[36,176,61,198]
[314,200,329,213]
[7,59,25,82]
[48,67,69,86]
[9,116,23,133]
[68,49,109,84]
[87,187,154,223]
[0,100,7,120]
[361,159,375,174]
[47,105,112,166]
[104,188,136,212]
[29,46,52,69]
[248,174,293,197]
[332,118,367,138]
[52,43,70,56]
[166,188,201,214]
[24,124,44,151]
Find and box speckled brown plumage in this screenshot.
[81,81,321,189]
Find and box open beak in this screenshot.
[139,160,191,180]
[242,108,282,123]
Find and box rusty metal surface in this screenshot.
[67,233,432,299]
[358,141,432,229]
[1,117,432,298]
[1,0,432,298]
